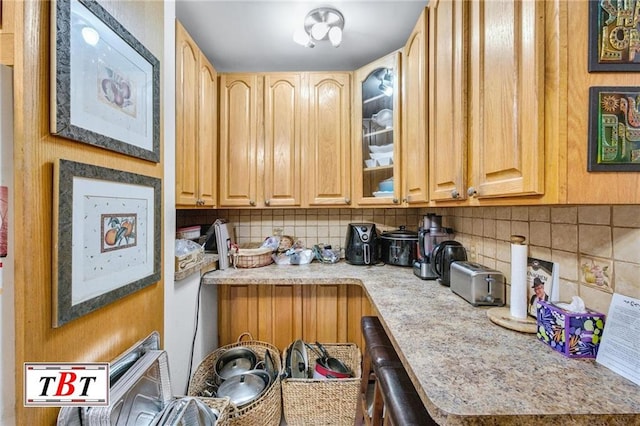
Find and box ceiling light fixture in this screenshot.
[293,7,345,48]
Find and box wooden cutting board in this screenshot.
[487,307,537,333]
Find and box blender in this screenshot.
[413,214,452,279]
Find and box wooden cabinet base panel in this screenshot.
[218,283,372,352]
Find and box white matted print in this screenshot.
[73,178,153,305]
[51,0,160,162]
[53,159,161,327]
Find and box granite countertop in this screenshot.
[202,261,640,425]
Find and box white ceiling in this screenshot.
[175,1,429,72]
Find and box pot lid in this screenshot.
[290,340,308,379]
[216,372,268,407]
[216,347,257,380]
[264,350,276,382]
[380,225,418,240]
[218,357,254,379]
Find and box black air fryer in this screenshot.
[345,223,378,265]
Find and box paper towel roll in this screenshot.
[510,238,528,319]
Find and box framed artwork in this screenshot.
[588,86,640,171]
[588,0,640,72]
[51,0,160,162]
[52,159,161,327]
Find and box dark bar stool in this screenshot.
[361,316,402,368]
[358,316,439,426]
[376,365,438,425]
[358,316,401,426]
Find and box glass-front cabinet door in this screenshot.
[353,52,401,206]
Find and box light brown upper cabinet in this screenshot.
[219,72,350,208]
[351,18,429,209]
[263,73,303,207]
[402,9,430,206]
[353,52,401,206]
[428,1,467,202]
[175,21,217,208]
[218,74,260,207]
[0,0,15,66]
[304,73,352,207]
[429,0,547,205]
[468,0,545,200]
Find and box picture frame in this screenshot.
[588,86,640,172]
[527,257,559,318]
[588,0,640,72]
[51,0,160,162]
[52,159,161,327]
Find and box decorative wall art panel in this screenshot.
[588,86,640,171]
[52,159,161,327]
[51,0,160,162]
[588,0,640,72]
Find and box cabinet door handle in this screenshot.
[467,187,477,197]
[393,198,400,204]
[249,200,256,206]
[265,199,271,206]
[451,189,460,199]
[344,197,351,205]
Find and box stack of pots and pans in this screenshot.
[284,340,353,379]
[204,347,275,408]
[379,226,419,267]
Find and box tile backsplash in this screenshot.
[177,205,640,315]
[444,206,640,315]
[177,208,422,250]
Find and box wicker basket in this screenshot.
[281,342,362,426]
[188,333,282,426]
[231,247,274,268]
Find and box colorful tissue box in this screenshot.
[536,300,605,358]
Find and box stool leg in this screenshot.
[371,378,384,426]
[357,349,373,426]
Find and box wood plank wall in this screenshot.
[13,1,164,424]
[565,0,640,203]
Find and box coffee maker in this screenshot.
[413,214,452,279]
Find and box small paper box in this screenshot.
[536,300,605,358]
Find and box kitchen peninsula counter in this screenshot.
[202,262,640,425]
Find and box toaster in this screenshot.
[450,261,506,307]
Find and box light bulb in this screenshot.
[311,22,329,40]
[293,28,314,48]
[328,26,342,47]
[81,26,100,46]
